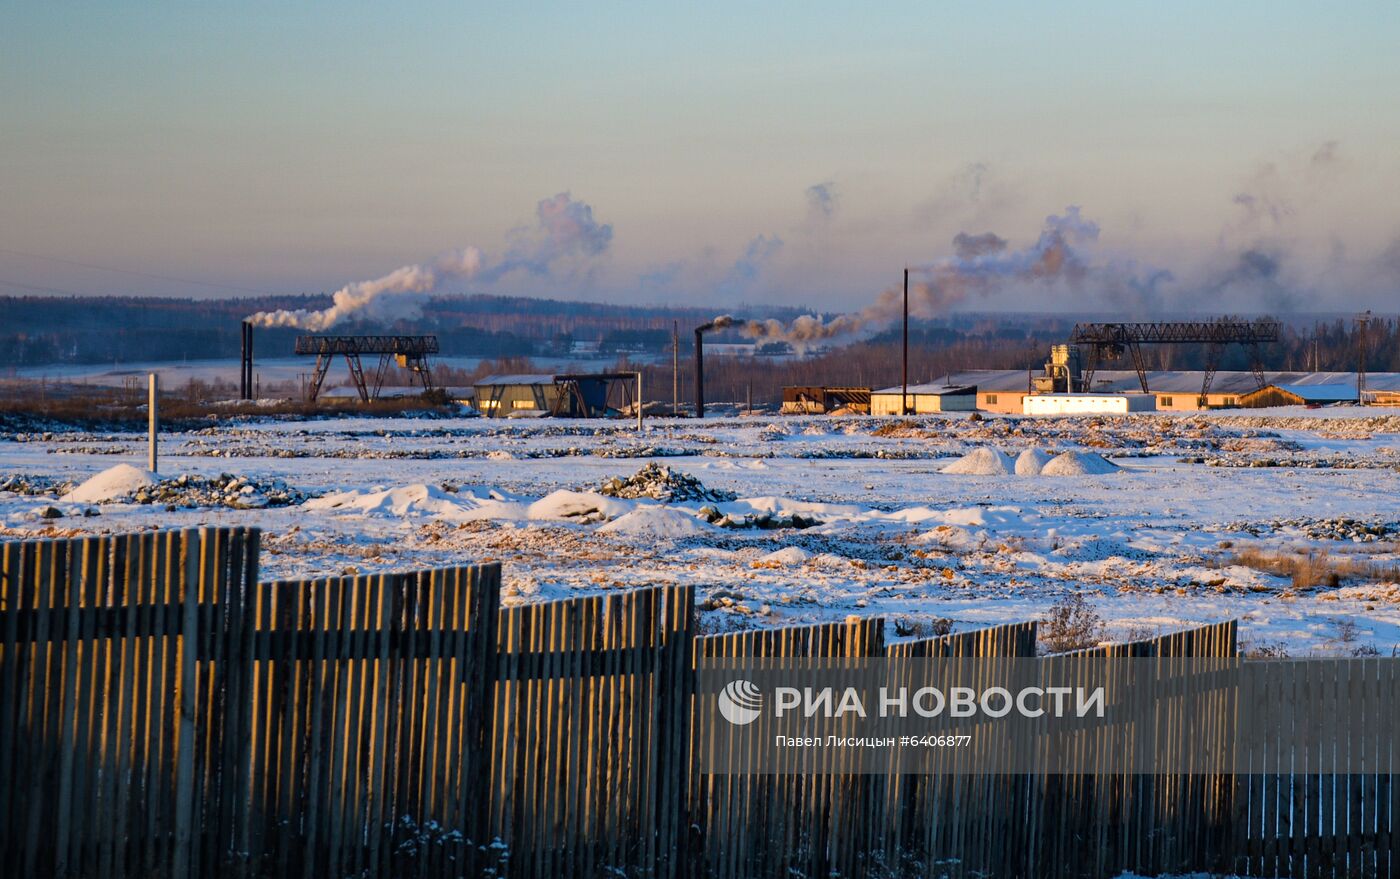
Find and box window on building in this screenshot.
[1161,396,1173,407]
[1224,397,1237,406]
[985,394,998,404]
[481,399,499,410]
[513,399,537,409]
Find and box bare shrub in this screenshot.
[893,616,954,639]
[1239,638,1290,659]
[1040,593,1105,654]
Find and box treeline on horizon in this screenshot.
[0,293,810,367]
[635,317,1400,408]
[1,294,1396,408]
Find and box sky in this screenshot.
[3,1,1399,318]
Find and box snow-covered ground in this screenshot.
[3,407,1398,656]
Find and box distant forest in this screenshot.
[1,294,1396,406]
[0,294,807,367]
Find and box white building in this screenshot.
[1022,393,1157,415]
[870,384,978,415]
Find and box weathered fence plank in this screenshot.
[3,527,1394,878]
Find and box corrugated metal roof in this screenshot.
[872,384,977,395]
[1270,384,1358,402]
[473,374,556,386]
[790,369,1400,397]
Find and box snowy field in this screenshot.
[3,407,1399,657]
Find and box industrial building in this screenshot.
[1022,393,1157,415]
[1239,383,1358,407]
[474,373,641,418]
[780,386,871,414]
[869,383,977,415]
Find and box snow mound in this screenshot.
[526,490,632,522]
[1041,451,1120,476]
[598,507,708,537]
[759,546,811,565]
[63,464,156,503]
[1015,448,1055,476]
[937,505,1026,529]
[304,483,474,518]
[941,447,1015,475]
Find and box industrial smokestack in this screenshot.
[902,267,909,416]
[693,315,735,418]
[694,327,705,418]
[240,321,254,401]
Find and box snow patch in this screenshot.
[1041,451,1120,476]
[304,483,475,519]
[759,546,811,565]
[598,507,709,537]
[526,490,632,521]
[941,447,1015,475]
[62,464,156,503]
[1015,448,1055,475]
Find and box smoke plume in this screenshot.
[805,181,838,220]
[246,249,482,330]
[742,206,1102,347]
[720,234,784,292]
[481,191,614,281]
[247,192,611,330]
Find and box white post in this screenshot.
[147,373,159,473]
[636,371,644,431]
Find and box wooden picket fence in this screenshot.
[1,527,1396,878]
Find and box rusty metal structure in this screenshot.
[1070,318,1280,401]
[295,334,438,402]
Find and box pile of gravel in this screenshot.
[0,474,75,496]
[695,506,820,530]
[598,463,736,503]
[131,473,310,509]
[1218,516,1393,542]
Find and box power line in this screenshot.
[0,277,100,297]
[0,247,275,295]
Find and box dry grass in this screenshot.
[1224,547,1400,591]
[1039,593,1106,654]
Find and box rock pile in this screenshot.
[598,463,736,503]
[1220,516,1394,542]
[0,474,74,496]
[695,506,820,530]
[130,474,310,509]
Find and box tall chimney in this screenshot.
[902,268,909,416]
[240,321,254,401]
[694,327,705,418]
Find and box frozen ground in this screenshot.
[3,407,1399,656]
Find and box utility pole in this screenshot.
[672,320,679,416]
[636,371,644,430]
[147,373,159,474]
[902,267,910,416]
[1356,311,1372,400]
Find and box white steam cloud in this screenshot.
[246,249,483,331]
[247,192,611,330]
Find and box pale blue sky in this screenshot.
[2,2,1398,310]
